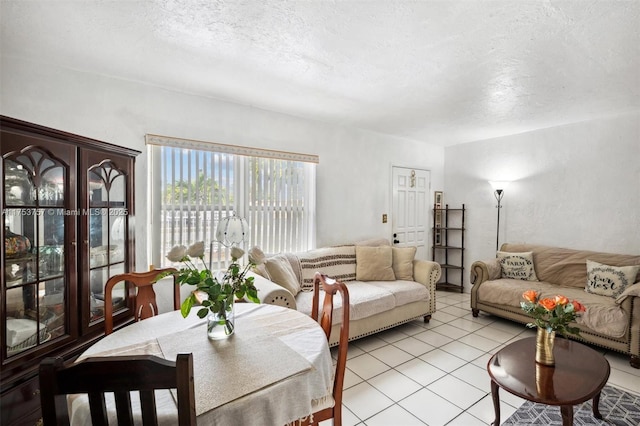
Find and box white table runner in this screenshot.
[157,326,312,415]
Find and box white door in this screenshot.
[392,167,430,259]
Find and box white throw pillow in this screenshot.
[585,260,640,298]
[392,246,416,281]
[264,255,301,296]
[497,251,539,281]
[355,246,396,281]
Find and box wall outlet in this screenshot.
[382,214,387,223]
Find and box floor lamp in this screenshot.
[489,181,509,251]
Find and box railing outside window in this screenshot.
[147,138,316,269]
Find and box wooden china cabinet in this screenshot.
[1,116,140,425]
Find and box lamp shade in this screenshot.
[215,214,249,247]
[489,181,510,191]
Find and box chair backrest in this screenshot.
[310,272,350,426]
[39,353,196,426]
[103,268,179,335]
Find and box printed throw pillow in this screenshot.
[497,251,539,281]
[355,246,396,281]
[392,246,417,281]
[264,254,301,296]
[585,260,640,298]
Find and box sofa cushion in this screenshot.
[355,246,396,281]
[264,254,301,296]
[585,260,640,299]
[392,247,416,281]
[477,279,629,338]
[295,281,396,324]
[497,251,538,281]
[368,280,428,307]
[298,246,357,290]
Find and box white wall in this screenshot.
[1,58,445,270]
[444,112,640,291]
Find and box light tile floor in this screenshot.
[324,291,640,426]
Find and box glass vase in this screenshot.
[207,299,235,340]
[535,327,555,366]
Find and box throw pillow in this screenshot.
[392,246,417,280]
[497,251,539,281]
[355,246,396,281]
[585,260,640,298]
[299,246,357,290]
[264,254,301,296]
[251,263,271,280]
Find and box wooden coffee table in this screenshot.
[487,336,610,426]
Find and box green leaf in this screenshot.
[180,295,194,318]
[246,287,259,303]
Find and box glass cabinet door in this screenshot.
[86,160,130,328]
[3,148,69,357]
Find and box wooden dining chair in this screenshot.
[306,272,350,426]
[104,267,179,335]
[39,353,196,426]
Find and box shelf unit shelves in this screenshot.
[432,204,465,293]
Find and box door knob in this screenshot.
[393,239,400,244]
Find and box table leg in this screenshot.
[592,391,603,419]
[490,380,500,426]
[560,405,573,426]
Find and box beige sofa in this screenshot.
[248,240,441,346]
[470,243,640,367]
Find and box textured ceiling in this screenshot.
[2,0,639,145]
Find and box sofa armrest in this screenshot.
[413,260,441,315]
[248,272,297,310]
[470,258,501,285]
[616,282,640,304]
[413,259,441,288]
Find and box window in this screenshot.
[147,135,317,269]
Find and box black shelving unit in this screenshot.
[432,204,465,293]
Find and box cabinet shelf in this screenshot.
[89,201,127,208]
[432,203,465,293]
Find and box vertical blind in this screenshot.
[146,135,317,269]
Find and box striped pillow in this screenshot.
[298,246,357,290]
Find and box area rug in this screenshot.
[503,385,640,425]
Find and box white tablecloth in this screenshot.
[70,303,333,425]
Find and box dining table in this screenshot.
[69,303,334,426]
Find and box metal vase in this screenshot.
[535,327,556,366]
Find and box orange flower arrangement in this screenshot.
[521,290,586,337]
